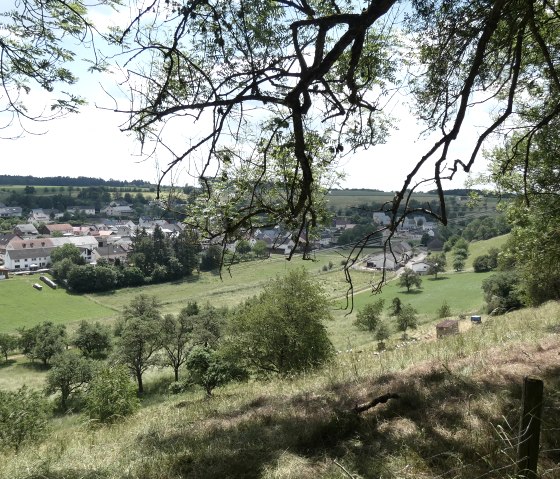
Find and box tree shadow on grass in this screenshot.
[400,289,423,294]
[25,469,109,479]
[128,360,560,479]
[428,276,450,281]
[0,359,16,369]
[20,361,49,371]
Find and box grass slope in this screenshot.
[465,234,509,270]
[1,301,558,479]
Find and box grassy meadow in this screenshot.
[1,298,558,479]
[1,232,559,479]
[0,274,117,333]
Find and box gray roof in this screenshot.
[6,247,52,261]
[15,224,39,234]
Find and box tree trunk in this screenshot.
[136,369,144,395]
[174,367,179,382]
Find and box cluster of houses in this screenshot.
[0,216,185,272]
[0,201,444,274]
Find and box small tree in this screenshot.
[398,269,422,292]
[85,365,139,423]
[437,301,451,318]
[161,309,195,382]
[374,320,391,350]
[18,322,67,366]
[45,351,94,411]
[252,240,269,258]
[73,321,112,358]
[235,239,252,256]
[452,256,466,272]
[426,253,447,279]
[0,386,51,451]
[186,346,247,396]
[388,297,402,317]
[227,269,334,375]
[113,295,163,394]
[354,299,385,332]
[396,304,418,339]
[0,333,17,362]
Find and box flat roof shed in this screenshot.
[436,319,460,339]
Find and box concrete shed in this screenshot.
[436,319,460,339]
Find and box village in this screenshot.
[0,200,445,275]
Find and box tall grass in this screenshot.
[1,301,558,479]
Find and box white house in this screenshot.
[67,206,96,216]
[0,206,22,218]
[373,212,391,226]
[410,261,430,275]
[100,201,135,217]
[4,236,98,270]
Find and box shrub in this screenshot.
[354,299,385,332]
[168,381,188,395]
[0,386,51,451]
[437,301,451,318]
[85,365,139,423]
[45,351,94,411]
[227,269,334,375]
[186,346,248,396]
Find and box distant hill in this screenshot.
[0,175,151,188]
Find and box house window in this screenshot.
[32,258,36,261]
[15,265,20,269]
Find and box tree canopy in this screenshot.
[3,0,559,286]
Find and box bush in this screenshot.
[227,269,334,375]
[354,299,385,332]
[437,301,451,318]
[482,272,523,314]
[473,255,491,272]
[168,381,187,395]
[0,386,51,451]
[85,365,139,423]
[186,346,248,396]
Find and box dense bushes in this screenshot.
[50,225,199,293]
[226,269,334,375]
[85,365,139,422]
[473,248,499,272]
[0,387,51,451]
[482,272,523,314]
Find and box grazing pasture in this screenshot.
[0,274,117,333]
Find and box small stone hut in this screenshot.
[436,319,460,339]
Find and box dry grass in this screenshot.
[1,302,559,479]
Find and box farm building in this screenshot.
[436,319,460,339]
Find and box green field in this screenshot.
[465,233,509,269]
[0,274,117,333]
[0,241,496,337]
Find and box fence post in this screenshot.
[516,376,544,479]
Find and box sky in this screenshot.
[0,2,493,193]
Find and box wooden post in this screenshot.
[517,376,544,479]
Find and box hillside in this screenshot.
[1,301,558,479]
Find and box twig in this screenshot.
[333,459,356,478]
[353,392,400,414]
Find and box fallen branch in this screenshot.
[353,393,400,414]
